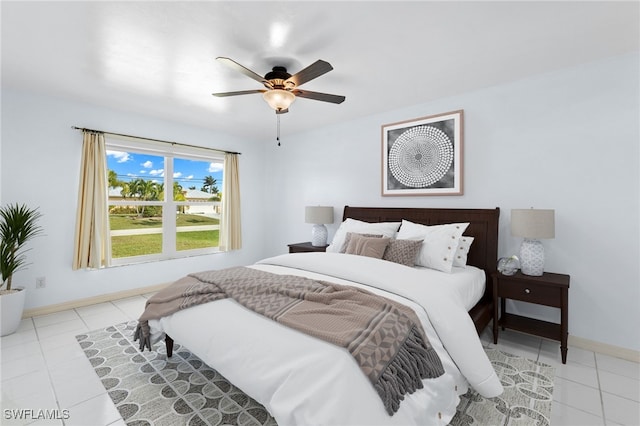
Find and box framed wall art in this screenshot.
[381,110,463,196]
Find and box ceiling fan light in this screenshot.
[263,89,295,111]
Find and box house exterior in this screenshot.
[108,188,221,215]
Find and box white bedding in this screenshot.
[149,253,502,425]
[416,265,486,311]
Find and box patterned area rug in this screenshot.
[450,347,555,426]
[76,322,276,426]
[77,322,554,426]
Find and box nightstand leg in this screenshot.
[561,345,568,364]
[492,275,499,344]
[561,287,569,364]
[493,303,498,344]
[500,298,506,331]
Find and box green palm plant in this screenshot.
[0,203,43,291]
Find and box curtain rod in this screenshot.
[71,126,241,155]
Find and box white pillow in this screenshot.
[396,220,469,273]
[327,218,401,253]
[453,236,474,268]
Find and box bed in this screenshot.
[140,206,502,425]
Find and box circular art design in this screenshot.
[388,125,453,188]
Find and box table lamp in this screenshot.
[511,208,555,276]
[305,206,334,247]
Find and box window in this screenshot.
[106,136,224,265]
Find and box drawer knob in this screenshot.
[525,288,531,294]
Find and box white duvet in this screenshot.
[149,253,503,425]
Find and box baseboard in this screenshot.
[21,282,171,319]
[569,335,640,363]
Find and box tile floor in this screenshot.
[1,295,639,425]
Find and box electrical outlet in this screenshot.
[36,276,46,289]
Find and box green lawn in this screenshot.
[111,230,219,258]
[110,214,219,258]
[110,213,219,230]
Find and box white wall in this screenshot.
[263,53,640,352]
[0,90,267,310]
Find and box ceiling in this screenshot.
[2,1,638,140]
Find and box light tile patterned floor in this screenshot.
[1,294,638,425]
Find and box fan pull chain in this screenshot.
[276,114,281,146]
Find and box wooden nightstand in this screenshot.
[492,271,570,363]
[288,242,328,253]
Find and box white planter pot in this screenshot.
[1,287,27,336]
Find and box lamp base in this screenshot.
[520,238,545,276]
[311,224,328,247]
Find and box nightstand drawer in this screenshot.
[498,280,562,307]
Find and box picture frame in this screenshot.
[381,110,463,196]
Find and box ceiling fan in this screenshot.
[212,57,346,114]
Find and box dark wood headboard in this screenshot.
[342,206,500,333]
[343,206,500,273]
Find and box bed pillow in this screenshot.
[327,218,401,253]
[453,236,474,267]
[342,232,383,252]
[344,234,390,259]
[382,239,423,266]
[396,220,469,273]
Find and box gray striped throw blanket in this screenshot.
[134,266,444,415]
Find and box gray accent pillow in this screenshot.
[383,239,424,267]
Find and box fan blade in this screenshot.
[212,89,266,97]
[286,60,333,87]
[292,89,345,104]
[216,57,267,85]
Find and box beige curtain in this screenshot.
[72,131,111,269]
[219,153,242,251]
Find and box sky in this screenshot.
[106,150,223,191]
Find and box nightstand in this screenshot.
[492,271,570,363]
[288,242,328,253]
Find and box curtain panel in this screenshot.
[219,153,242,251]
[72,131,111,269]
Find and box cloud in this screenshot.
[208,162,223,173]
[107,150,131,163]
[173,172,182,178]
[139,170,147,174]
[185,175,194,180]
[141,160,153,168]
[149,169,164,176]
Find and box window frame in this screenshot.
[106,136,224,266]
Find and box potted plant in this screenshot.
[0,203,43,336]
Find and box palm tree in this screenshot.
[201,175,219,194]
[108,170,121,189]
[124,178,161,217]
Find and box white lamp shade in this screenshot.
[263,89,295,111]
[511,209,555,239]
[305,206,334,225]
